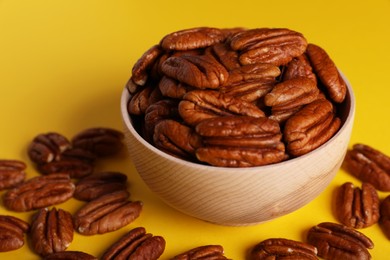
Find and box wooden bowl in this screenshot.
[120,74,355,226]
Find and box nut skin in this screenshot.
[3,173,75,212]
[28,132,71,164]
[335,182,380,229]
[43,251,97,260]
[284,99,341,157]
[0,215,29,252]
[306,43,347,103]
[30,207,74,256]
[0,159,26,190]
[249,238,318,260]
[73,190,142,235]
[343,143,390,191]
[101,227,165,260]
[380,195,390,240]
[171,245,228,260]
[307,222,374,260]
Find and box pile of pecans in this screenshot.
[127,27,348,167]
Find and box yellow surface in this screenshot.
[1,0,390,259]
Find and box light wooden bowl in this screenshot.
[120,74,355,226]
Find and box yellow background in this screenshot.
[1,0,390,259]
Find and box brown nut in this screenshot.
[101,227,165,260]
[30,207,74,256]
[0,215,30,252]
[71,127,124,157]
[43,251,98,260]
[161,54,229,89]
[229,28,307,66]
[179,90,265,126]
[74,171,128,201]
[306,43,346,103]
[380,195,390,240]
[249,238,318,260]
[28,132,71,164]
[195,116,286,167]
[3,173,75,212]
[307,222,374,260]
[171,245,228,260]
[37,159,93,179]
[0,159,26,190]
[335,182,380,228]
[284,99,341,157]
[343,143,390,191]
[128,83,163,115]
[282,54,317,84]
[73,190,142,235]
[159,76,194,99]
[160,27,226,51]
[208,42,240,71]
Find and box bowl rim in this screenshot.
[120,71,355,172]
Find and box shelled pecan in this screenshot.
[0,159,26,190]
[171,245,228,260]
[0,215,30,252]
[43,251,98,260]
[37,159,93,179]
[28,132,71,164]
[380,195,390,240]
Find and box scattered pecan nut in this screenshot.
[37,159,93,179]
[73,190,142,235]
[249,238,318,260]
[343,143,390,191]
[74,171,128,201]
[335,182,380,228]
[30,207,74,256]
[3,173,75,212]
[0,159,26,190]
[43,251,97,260]
[307,222,374,260]
[101,227,165,260]
[380,195,390,240]
[171,245,228,260]
[28,132,71,164]
[195,116,286,167]
[0,215,30,252]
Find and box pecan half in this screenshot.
[44,251,97,260]
[30,207,74,256]
[179,90,265,126]
[74,171,128,201]
[0,159,26,190]
[284,99,341,157]
[73,190,142,235]
[380,195,390,240]
[128,83,163,115]
[37,159,93,179]
[335,182,380,228]
[71,127,124,157]
[153,119,202,160]
[208,42,240,71]
[343,143,390,191]
[161,54,229,89]
[101,227,165,260]
[229,28,307,66]
[160,27,226,51]
[159,76,194,99]
[307,222,374,260]
[249,238,318,260]
[28,132,71,164]
[306,43,346,103]
[171,245,228,260]
[3,173,75,212]
[282,54,317,83]
[0,215,29,252]
[195,116,286,167]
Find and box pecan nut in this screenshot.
[306,43,347,103]
[101,227,165,260]
[43,251,97,260]
[335,182,380,228]
[3,173,75,212]
[0,215,29,252]
[282,54,317,83]
[74,171,128,201]
[159,76,194,99]
[0,159,26,190]
[128,83,163,115]
[343,143,390,191]
[380,195,390,240]
[37,159,93,179]
[179,90,265,126]
[307,222,374,260]
[195,116,286,167]
[249,238,318,260]
[71,127,124,157]
[28,132,71,164]
[229,28,307,66]
[171,245,228,260]
[284,99,341,157]
[73,190,142,235]
[30,207,74,256]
